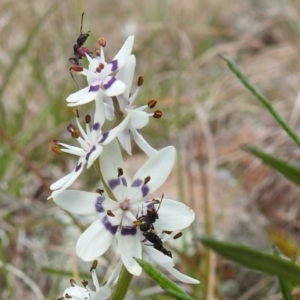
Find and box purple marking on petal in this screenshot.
[147,203,155,210]
[102,216,118,234]
[103,77,117,90]
[75,162,82,172]
[121,177,127,187]
[131,179,143,188]
[142,185,149,197]
[93,122,100,131]
[108,178,120,190]
[121,226,136,236]
[109,60,118,72]
[85,145,96,161]
[98,132,109,144]
[95,196,105,213]
[89,84,100,92]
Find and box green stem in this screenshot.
[112,96,123,125]
[110,265,133,300]
[220,55,300,149]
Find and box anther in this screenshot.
[173,232,183,239]
[95,48,100,56]
[52,144,61,154]
[82,279,88,287]
[72,109,79,118]
[96,63,105,72]
[90,260,98,271]
[71,131,80,139]
[70,65,83,72]
[118,168,123,177]
[137,76,144,86]
[144,176,151,185]
[153,110,162,119]
[148,100,157,109]
[98,37,106,47]
[96,189,104,195]
[134,220,143,226]
[107,210,115,217]
[70,279,76,286]
[57,297,64,300]
[67,124,76,133]
[65,294,72,299]
[164,231,172,234]
[85,114,91,124]
[152,198,160,204]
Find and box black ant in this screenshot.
[143,231,172,258]
[134,194,163,232]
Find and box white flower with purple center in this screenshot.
[50,96,130,198]
[53,141,196,276]
[67,36,134,107]
[103,54,159,157]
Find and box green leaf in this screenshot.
[220,55,300,149]
[200,236,300,284]
[244,144,300,186]
[135,258,195,300]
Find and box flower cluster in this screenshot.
[51,32,199,297]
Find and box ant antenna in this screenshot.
[80,12,85,34]
[156,193,164,213]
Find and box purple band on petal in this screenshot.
[85,145,96,161]
[121,177,127,186]
[102,216,118,235]
[131,179,143,188]
[75,162,82,172]
[93,122,100,131]
[121,226,136,236]
[95,196,105,213]
[142,185,149,197]
[109,178,120,190]
[98,132,109,144]
[89,84,100,92]
[103,77,117,90]
[109,60,118,72]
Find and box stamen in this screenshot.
[148,100,157,109]
[153,110,162,119]
[107,210,115,217]
[65,294,72,299]
[144,176,151,184]
[95,188,104,195]
[67,124,76,133]
[90,260,98,271]
[118,168,123,177]
[72,109,79,118]
[95,47,100,56]
[52,144,61,154]
[85,114,91,124]
[173,232,183,239]
[98,37,106,47]
[70,279,76,286]
[82,279,88,287]
[96,63,105,72]
[137,76,144,86]
[70,65,83,72]
[67,124,80,138]
[164,231,172,234]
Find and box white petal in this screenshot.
[106,260,123,286]
[93,92,106,132]
[142,245,174,268]
[116,55,136,99]
[117,127,132,155]
[128,146,176,202]
[63,286,89,299]
[86,144,103,168]
[128,109,149,129]
[53,190,98,215]
[131,128,157,157]
[76,219,116,261]
[68,85,100,107]
[103,103,115,121]
[103,77,126,97]
[118,232,142,276]
[155,199,195,231]
[166,267,200,284]
[111,36,134,71]
[93,286,111,300]
[66,86,90,102]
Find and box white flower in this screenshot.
[49,96,130,198]
[59,260,116,300]
[67,36,134,107]
[53,141,195,276]
[103,54,159,157]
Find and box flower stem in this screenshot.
[112,96,123,126]
[110,265,133,300]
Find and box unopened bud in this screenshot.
[148,100,157,109]
[153,110,162,119]
[98,37,106,47]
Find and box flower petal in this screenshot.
[155,199,195,231]
[86,144,103,168]
[66,86,90,103]
[166,267,200,284]
[128,109,149,129]
[93,286,111,300]
[103,76,126,97]
[76,219,116,261]
[117,127,132,155]
[142,245,174,268]
[106,260,123,286]
[131,128,157,157]
[118,231,142,276]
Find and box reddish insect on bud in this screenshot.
[98,37,106,47]
[148,100,157,109]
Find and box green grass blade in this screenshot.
[200,236,300,284]
[135,258,195,300]
[220,55,300,149]
[244,144,300,185]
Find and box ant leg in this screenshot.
[69,68,79,90]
